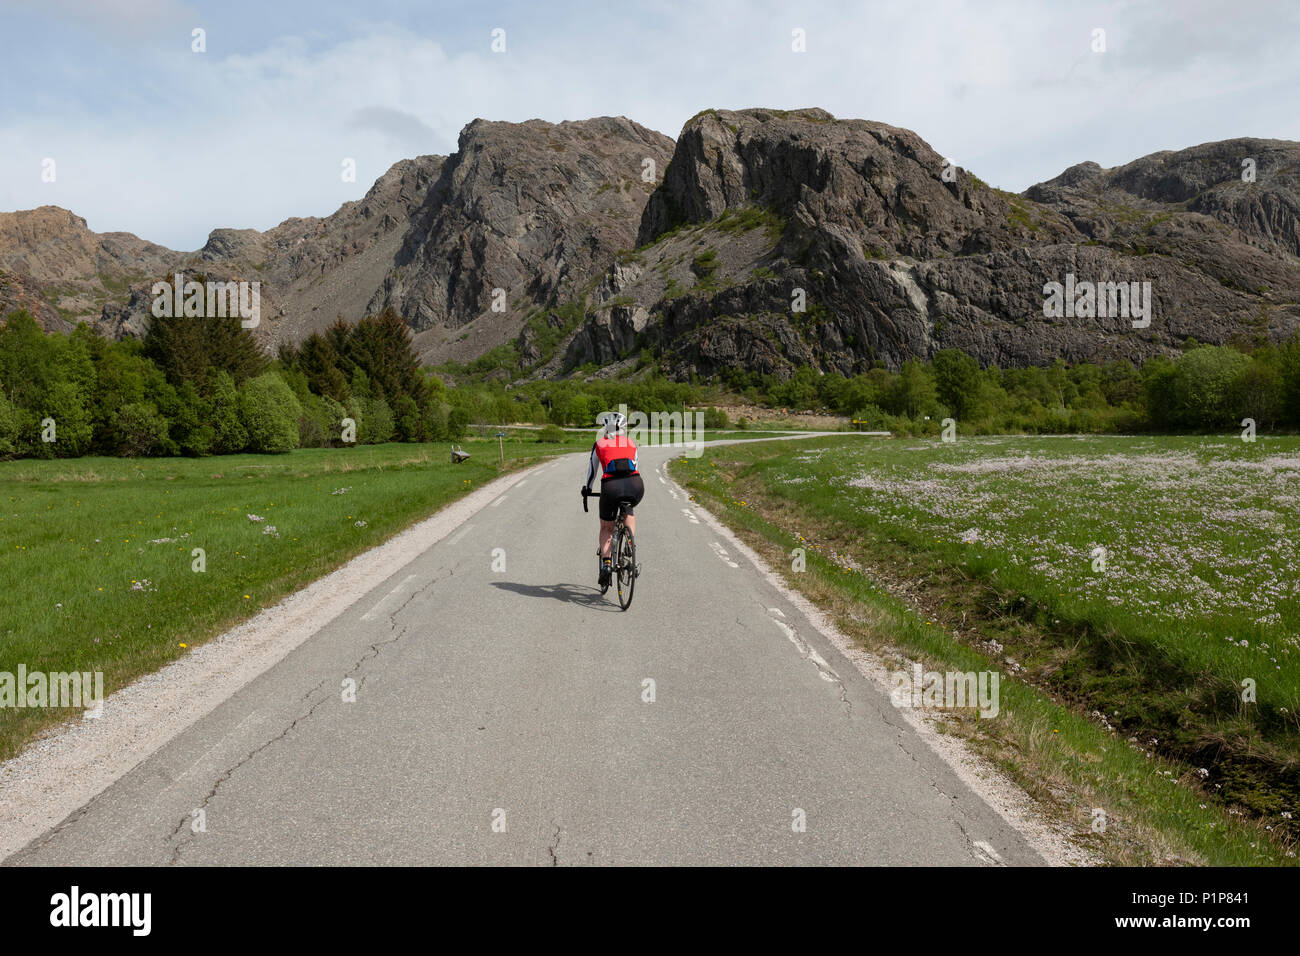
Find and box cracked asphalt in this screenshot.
[7,445,1044,866]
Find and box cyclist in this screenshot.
[582,411,644,587]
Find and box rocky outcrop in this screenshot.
[0,268,67,332]
[371,116,673,363]
[0,206,176,286]
[567,109,1300,377]
[0,206,178,330]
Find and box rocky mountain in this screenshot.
[563,108,1300,378]
[0,206,177,333]
[376,116,675,365]
[85,155,443,343]
[0,115,674,365]
[2,108,1297,379]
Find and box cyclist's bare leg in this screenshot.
[598,519,614,558]
[625,515,635,537]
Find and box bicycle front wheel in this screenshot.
[616,531,636,610]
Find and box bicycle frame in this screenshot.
[582,489,638,609]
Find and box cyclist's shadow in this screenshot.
[490,581,622,612]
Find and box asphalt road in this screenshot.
[8,443,1043,866]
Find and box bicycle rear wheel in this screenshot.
[616,528,636,610]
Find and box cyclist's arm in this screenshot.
[583,444,600,492]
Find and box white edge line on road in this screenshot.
[0,460,547,862]
[660,466,1095,868]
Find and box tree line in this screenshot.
[2,303,1297,461]
[710,338,1300,435]
[0,308,468,459]
[448,337,1300,435]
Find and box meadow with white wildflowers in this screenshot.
[772,435,1299,707]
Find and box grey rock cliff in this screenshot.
[569,109,1300,378]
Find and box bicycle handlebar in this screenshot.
[581,487,590,513]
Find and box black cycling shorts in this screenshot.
[599,474,644,521]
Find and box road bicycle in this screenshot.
[582,489,638,610]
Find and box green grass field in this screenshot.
[672,433,1300,865]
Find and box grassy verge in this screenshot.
[671,435,1299,866]
[0,437,580,759]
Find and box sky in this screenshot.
[2,0,1297,251]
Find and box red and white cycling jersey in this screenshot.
[585,435,639,488]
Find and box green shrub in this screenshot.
[297,392,346,448]
[1148,346,1251,429]
[41,380,95,457]
[364,396,395,444]
[209,370,248,453]
[691,249,719,283]
[239,373,301,453]
[447,407,470,440]
[116,402,171,457]
[702,406,731,429]
[0,392,21,459]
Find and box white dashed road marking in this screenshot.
[681,508,699,524]
[172,712,262,786]
[768,610,839,683]
[972,841,1004,865]
[361,574,419,621]
[710,542,740,568]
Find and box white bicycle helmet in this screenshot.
[599,411,627,437]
